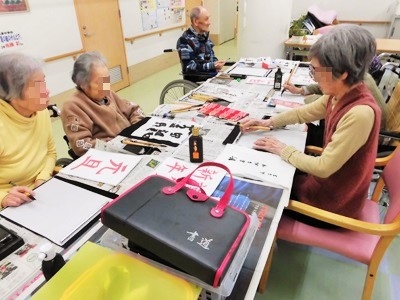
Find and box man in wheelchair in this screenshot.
[177,6,226,83]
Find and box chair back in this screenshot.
[379,64,400,102]
[385,81,400,132]
[381,147,400,223]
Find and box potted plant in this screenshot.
[289,15,308,38]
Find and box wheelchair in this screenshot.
[159,49,235,105]
[374,53,400,102]
[47,104,78,168]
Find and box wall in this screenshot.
[204,0,236,45]
[1,0,398,100]
[291,0,398,38]
[119,0,186,67]
[237,0,293,59]
[0,0,81,96]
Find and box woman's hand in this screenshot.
[1,186,35,208]
[282,82,303,95]
[240,118,273,133]
[253,136,286,156]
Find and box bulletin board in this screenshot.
[0,1,82,60]
[120,0,185,38]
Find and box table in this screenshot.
[0,60,308,300]
[376,38,400,54]
[285,36,400,60]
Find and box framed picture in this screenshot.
[0,0,30,13]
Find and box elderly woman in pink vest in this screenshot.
[241,24,381,228]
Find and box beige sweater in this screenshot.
[272,88,375,178]
[61,90,144,156]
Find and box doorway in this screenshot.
[185,0,203,28]
[74,0,129,91]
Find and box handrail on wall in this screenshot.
[125,25,186,44]
[44,49,85,63]
[338,20,390,26]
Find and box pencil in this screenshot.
[9,181,36,200]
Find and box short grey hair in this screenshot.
[71,51,107,89]
[190,6,203,23]
[309,24,376,85]
[0,52,43,102]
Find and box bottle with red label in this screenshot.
[189,127,203,163]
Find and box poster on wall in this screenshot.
[0,31,24,50]
[0,0,29,13]
[139,0,184,31]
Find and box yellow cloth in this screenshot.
[32,242,202,300]
[0,99,56,204]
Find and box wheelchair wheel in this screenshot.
[159,80,199,105]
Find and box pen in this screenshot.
[9,181,36,201]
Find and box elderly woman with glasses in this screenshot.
[61,51,145,157]
[240,24,381,228]
[0,52,56,208]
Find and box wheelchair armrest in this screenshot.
[47,104,61,118]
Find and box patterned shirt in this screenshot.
[176,26,218,80]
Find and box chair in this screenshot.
[376,54,400,103]
[46,105,79,167]
[261,147,400,299]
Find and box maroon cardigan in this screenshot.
[292,84,381,218]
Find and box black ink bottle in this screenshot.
[39,242,66,281]
[189,127,203,163]
[274,67,283,90]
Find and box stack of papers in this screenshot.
[0,177,113,246]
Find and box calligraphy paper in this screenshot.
[215,144,295,189]
[154,157,226,196]
[130,117,197,145]
[59,148,141,186]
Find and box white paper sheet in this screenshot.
[215,144,296,189]
[59,148,141,186]
[153,157,226,196]
[0,177,112,245]
[236,128,307,152]
[131,117,196,145]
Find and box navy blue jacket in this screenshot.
[176,27,218,82]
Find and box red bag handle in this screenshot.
[162,162,234,218]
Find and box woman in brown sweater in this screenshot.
[61,52,145,157]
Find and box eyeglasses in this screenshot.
[309,65,315,78]
[309,65,332,78]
